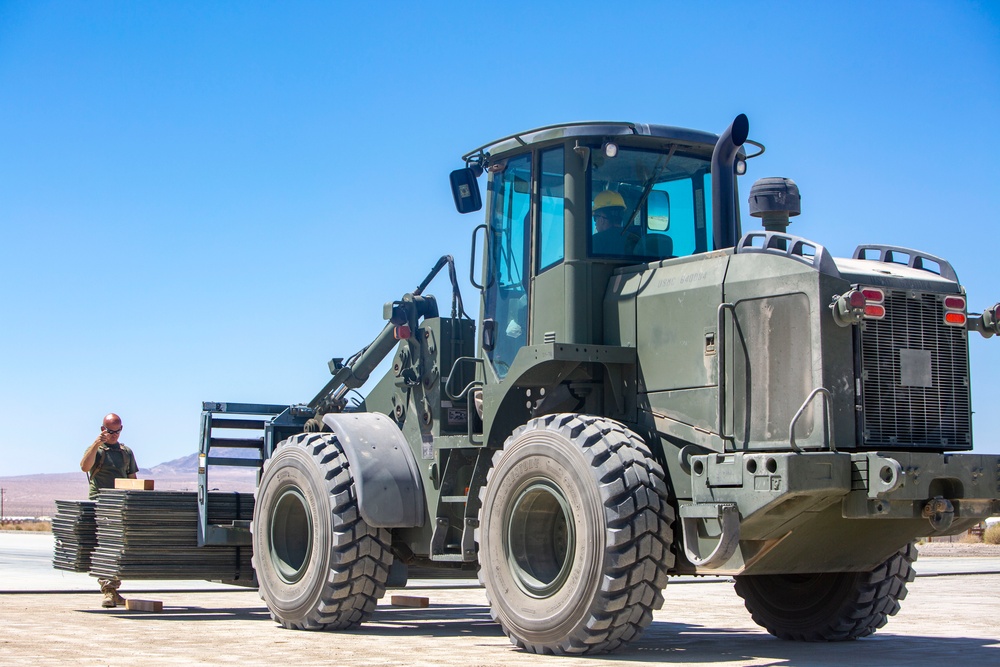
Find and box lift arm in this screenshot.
[308,255,470,417]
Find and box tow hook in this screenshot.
[680,503,740,568]
[921,496,955,531]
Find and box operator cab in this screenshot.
[451,121,748,379]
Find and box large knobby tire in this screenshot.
[733,543,917,641]
[252,432,392,630]
[477,414,675,654]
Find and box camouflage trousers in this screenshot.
[98,577,121,593]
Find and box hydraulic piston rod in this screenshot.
[308,255,468,414]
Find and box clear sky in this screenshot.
[1,1,998,476]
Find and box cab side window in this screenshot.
[537,147,565,272]
[648,175,707,257]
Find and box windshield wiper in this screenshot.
[623,145,676,232]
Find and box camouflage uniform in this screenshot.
[87,441,138,600]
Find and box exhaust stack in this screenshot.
[711,114,749,249]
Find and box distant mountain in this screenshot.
[149,452,200,475]
[0,451,257,518]
[148,447,257,476]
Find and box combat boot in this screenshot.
[111,590,126,606]
[102,591,117,608]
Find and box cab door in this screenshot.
[483,153,531,379]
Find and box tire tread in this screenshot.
[734,543,917,641]
[479,414,675,654]
[252,432,393,631]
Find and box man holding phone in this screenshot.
[80,412,138,607]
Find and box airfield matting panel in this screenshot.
[87,490,255,584]
[52,500,98,572]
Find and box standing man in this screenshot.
[80,412,138,608]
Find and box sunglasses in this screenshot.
[102,426,122,435]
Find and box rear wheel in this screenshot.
[252,432,392,630]
[477,414,674,654]
[733,543,917,641]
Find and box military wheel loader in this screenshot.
[196,114,1000,654]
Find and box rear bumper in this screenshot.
[680,450,1000,574]
[690,450,1000,532]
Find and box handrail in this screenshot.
[789,387,836,453]
[852,244,958,282]
[737,232,840,277]
[470,224,486,290]
[444,356,484,401]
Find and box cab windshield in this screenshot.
[590,147,714,260]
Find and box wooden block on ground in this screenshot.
[125,599,163,612]
[115,478,154,490]
[390,595,429,608]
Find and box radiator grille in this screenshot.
[858,289,971,449]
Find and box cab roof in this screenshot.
[462,122,722,163]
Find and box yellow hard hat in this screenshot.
[594,190,626,212]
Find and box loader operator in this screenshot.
[592,190,629,255]
[80,412,138,608]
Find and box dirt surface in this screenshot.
[3,533,999,666]
[4,575,999,667]
[916,541,1000,557]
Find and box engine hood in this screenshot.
[833,257,962,294]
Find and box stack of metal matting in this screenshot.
[52,499,98,572]
[89,490,255,583]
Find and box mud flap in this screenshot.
[322,412,425,527]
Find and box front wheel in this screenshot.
[733,543,917,641]
[477,414,674,654]
[252,432,393,630]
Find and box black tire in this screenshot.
[252,432,392,630]
[477,414,674,654]
[733,543,917,641]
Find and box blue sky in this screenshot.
[1,1,998,476]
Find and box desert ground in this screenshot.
[2,533,998,667]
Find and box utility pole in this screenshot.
[1,487,5,523]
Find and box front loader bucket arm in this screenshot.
[309,255,470,414]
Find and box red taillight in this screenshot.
[944,312,966,326]
[859,287,885,319]
[849,291,867,309]
[864,304,886,319]
[943,295,966,327]
[861,288,884,303]
[944,296,966,311]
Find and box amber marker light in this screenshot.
[944,311,966,326]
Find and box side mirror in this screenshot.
[450,168,482,214]
[648,190,670,231]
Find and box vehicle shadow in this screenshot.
[79,605,273,622]
[364,607,1000,665]
[363,603,504,639]
[618,621,1000,665]
[79,600,1000,665]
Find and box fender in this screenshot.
[322,412,425,528]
